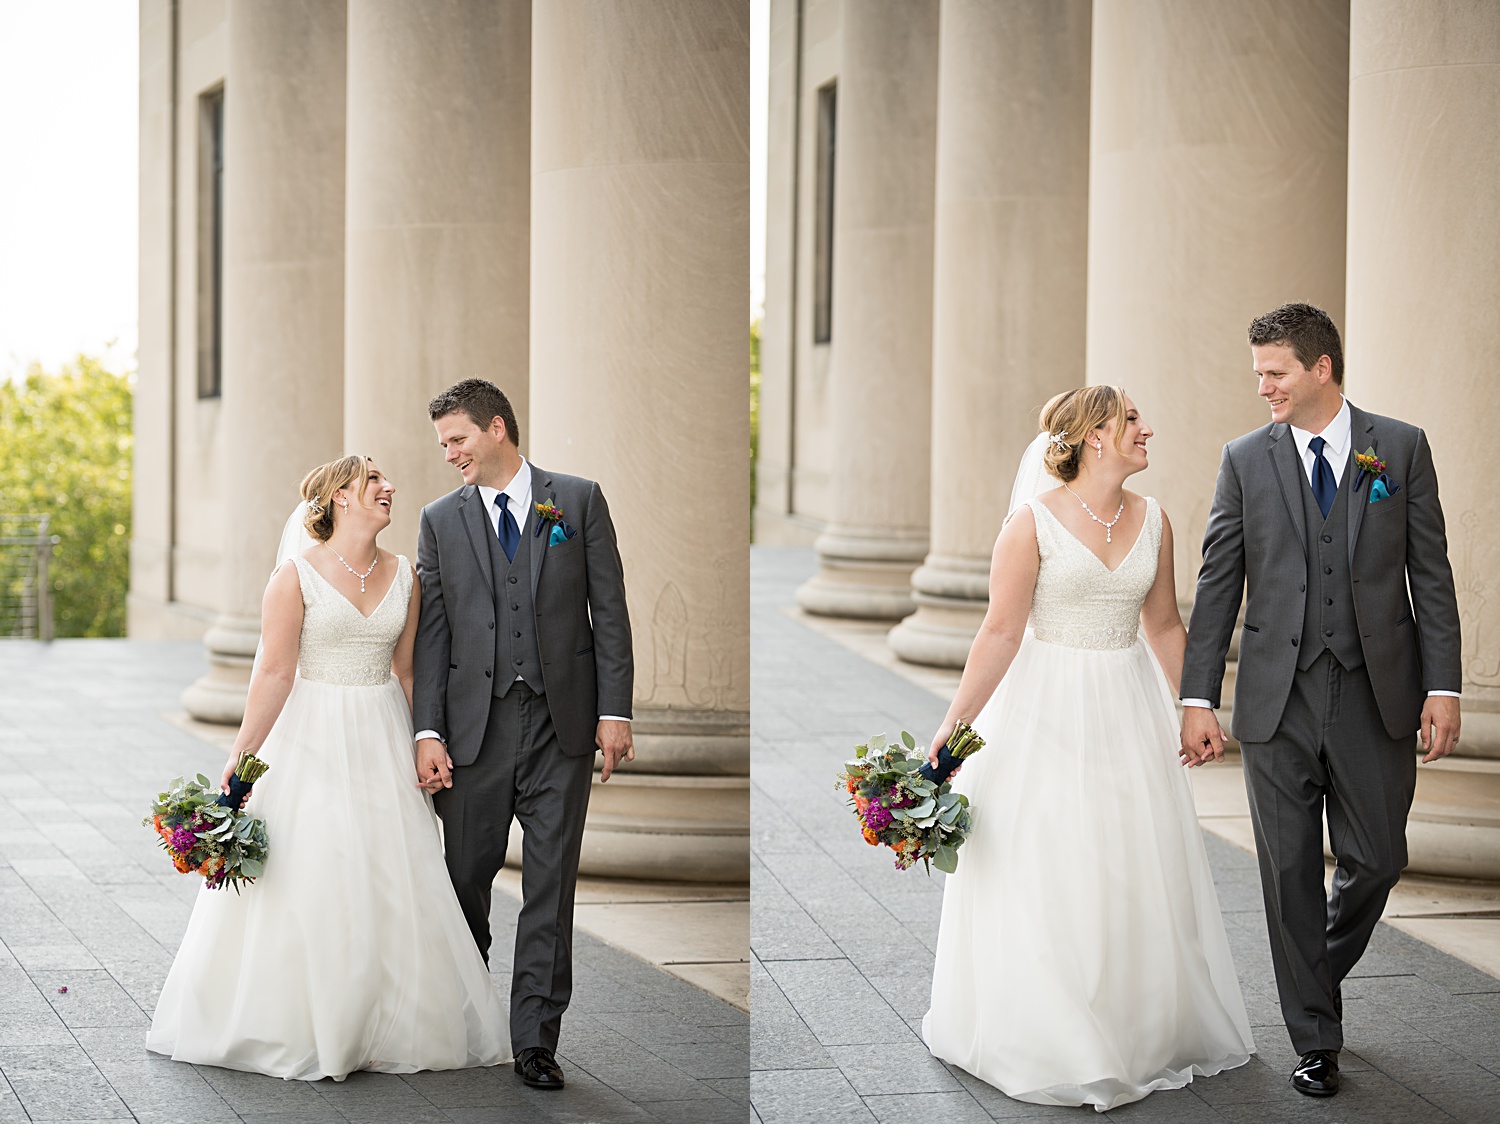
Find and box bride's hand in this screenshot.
[220,752,251,809]
[929,722,955,767]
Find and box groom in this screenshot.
[1180,303,1461,1097]
[412,378,634,1090]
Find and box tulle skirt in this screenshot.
[146,675,510,1081]
[922,635,1254,1111]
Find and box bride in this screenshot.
[147,455,509,1080]
[921,387,1253,1111]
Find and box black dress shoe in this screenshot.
[515,1046,565,1089]
[1291,1050,1340,1096]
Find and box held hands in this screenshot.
[1179,706,1228,768]
[416,737,453,794]
[597,719,634,782]
[1419,695,1461,764]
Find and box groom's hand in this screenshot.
[416,737,453,793]
[1180,706,1225,767]
[1419,695,1462,764]
[597,720,634,782]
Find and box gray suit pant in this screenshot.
[1241,650,1416,1055]
[433,688,594,1054]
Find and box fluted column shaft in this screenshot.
[529,0,749,881]
[888,0,1092,668]
[344,0,530,556]
[1342,0,1500,877]
[183,0,347,723]
[793,0,939,621]
[1085,0,1349,615]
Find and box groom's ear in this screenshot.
[490,415,511,444]
[1312,354,1335,385]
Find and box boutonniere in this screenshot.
[1353,445,1402,504]
[534,499,576,544]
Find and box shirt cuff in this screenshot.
[414,729,445,743]
[1180,699,1216,710]
[1427,690,1461,699]
[599,715,632,723]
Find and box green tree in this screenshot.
[750,316,761,530]
[0,356,133,637]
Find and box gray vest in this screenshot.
[1297,457,1364,672]
[485,504,545,698]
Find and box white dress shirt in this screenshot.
[415,458,629,744]
[1183,398,1456,708]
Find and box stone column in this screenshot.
[181,0,347,723]
[1344,0,1500,876]
[343,0,530,557]
[1085,0,1349,620]
[888,0,1092,667]
[793,0,939,621]
[528,0,749,882]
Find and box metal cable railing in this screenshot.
[0,515,58,640]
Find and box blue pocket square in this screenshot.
[549,521,576,545]
[1369,476,1402,503]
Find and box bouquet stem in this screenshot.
[918,721,985,785]
[214,752,269,809]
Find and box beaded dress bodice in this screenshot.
[291,554,412,686]
[1025,497,1161,651]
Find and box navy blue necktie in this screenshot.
[1308,436,1336,520]
[494,493,520,562]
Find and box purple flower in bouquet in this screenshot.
[864,801,893,831]
[169,826,198,854]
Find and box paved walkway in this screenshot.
[751,546,1500,1124]
[0,639,746,1123]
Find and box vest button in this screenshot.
[513,631,521,638]
[488,622,495,630]
[511,603,519,611]
[514,659,523,666]
[1325,567,1333,575]
[1299,583,1306,592]
[1325,598,1333,606]
[484,670,492,678]
[1325,629,1333,636]
[1292,638,1299,647]
[509,576,518,584]
[1322,534,1332,543]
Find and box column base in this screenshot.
[887,554,990,668]
[180,614,261,725]
[795,526,927,621]
[508,773,749,883]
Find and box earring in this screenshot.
[1095,443,1102,460]
[337,499,348,512]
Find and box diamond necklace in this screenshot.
[1063,484,1126,543]
[323,543,378,593]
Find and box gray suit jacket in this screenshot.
[412,465,633,764]
[1182,403,1461,742]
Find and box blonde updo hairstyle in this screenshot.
[1038,386,1130,483]
[299,455,372,543]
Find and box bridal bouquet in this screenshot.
[837,724,984,874]
[144,754,270,892]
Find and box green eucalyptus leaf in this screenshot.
[901,730,916,750]
[934,845,958,874]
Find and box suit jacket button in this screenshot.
[514,659,522,666]
[1300,583,1306,592]
[512,604,519,610]
[1325,629,1334,636]
[1291,638,1299,647]
[1325,598,1333,606]
[513,631,521,638]
[1325,567,1333,575]
[1322,534,1332,543]
[484,670,492,678]
[488,621,495,629]
[509,576,519,584]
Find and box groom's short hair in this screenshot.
[1247,303,1344,385]
[428,379,521,446]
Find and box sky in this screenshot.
[0,2,766,379]
[0,0,139,378]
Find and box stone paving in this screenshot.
[751,546,1500,1124]
[0,639,747,1123]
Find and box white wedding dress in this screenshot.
[922,497,1253,1112]
[147,555,510,1081]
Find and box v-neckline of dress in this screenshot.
[301,555,400,621]
[1032,497,1149,575]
